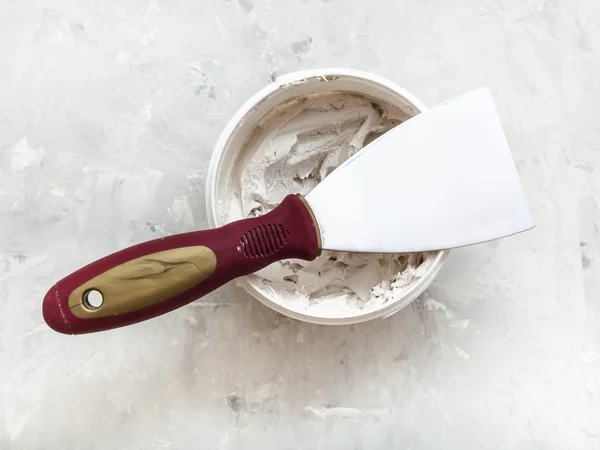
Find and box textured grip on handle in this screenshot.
[42,195,320,335]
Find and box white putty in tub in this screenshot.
[226,92,439,318]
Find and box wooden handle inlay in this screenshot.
[68,246,217,318]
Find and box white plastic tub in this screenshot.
[206,68,448,324]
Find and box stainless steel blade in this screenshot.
[304,87,533,253]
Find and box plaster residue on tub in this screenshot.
[279,79,308,89]
[250,87,307,115]
[279,75,340,89]
[317,75,340,82]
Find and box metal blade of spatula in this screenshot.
[305,87,533,253]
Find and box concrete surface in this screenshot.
[1,0,600,448]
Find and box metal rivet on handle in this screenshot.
[83,289,104,309]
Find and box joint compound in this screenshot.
[226,91,440,318]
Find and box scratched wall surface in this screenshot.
[1,0,600,448]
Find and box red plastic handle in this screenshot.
[42,195,320,335]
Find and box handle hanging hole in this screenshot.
[83,289,104,309]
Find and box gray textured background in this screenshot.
[1,0,599,448]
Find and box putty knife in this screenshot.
[43,87,533,335]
